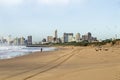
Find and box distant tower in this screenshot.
[27,36,32,45]
[55,29,58,39]
[53,30,58,43]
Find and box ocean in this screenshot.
[0,46,56,60]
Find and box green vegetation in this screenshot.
[52,39,120,47]
[32,39,120,47]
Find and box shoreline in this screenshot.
[0,46,57,60]
[0,46,120,80]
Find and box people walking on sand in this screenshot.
[41,48,43,52]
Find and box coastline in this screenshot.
[0,46,120,80]
[0,46,56,60]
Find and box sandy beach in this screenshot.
[0,46,120,80]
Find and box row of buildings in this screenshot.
[0,30,98,45]
[0,36,32,46]
[46,30,97,44]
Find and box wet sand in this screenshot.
[0,46,120,80]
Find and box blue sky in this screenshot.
[0,0,120,42]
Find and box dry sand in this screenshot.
[0,46,120,80]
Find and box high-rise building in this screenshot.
[82,32,97,42]
[75,33,80,42]
[8,35,12,45]
[27,36,32,45]
[47,36,53,43]
[55,30,58,39]
[53,30,59,43]
[13,37,18,45]
[63,33,73,43]
[60,37,64,43]
[0,37,7,45]
[82,35,88,41]
[13,37,25,45]
[87,32,92,42]
[20,37,25,45]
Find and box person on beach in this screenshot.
[41,48,43,52]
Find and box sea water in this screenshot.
[0,46,56,60]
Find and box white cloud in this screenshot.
[0,0,23,6]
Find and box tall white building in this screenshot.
[13,37,25,45]
[75,33,80,42]
[8,35,12,45]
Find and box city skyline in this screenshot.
[0,31,98,45]
[0,0,120,41]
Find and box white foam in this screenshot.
[0,46,56,59]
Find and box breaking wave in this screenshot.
[0,46,56,59]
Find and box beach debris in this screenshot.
[95,46,102,51]
[95,48,99,51]
[104,48,108,51]
[95,46,108,51]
